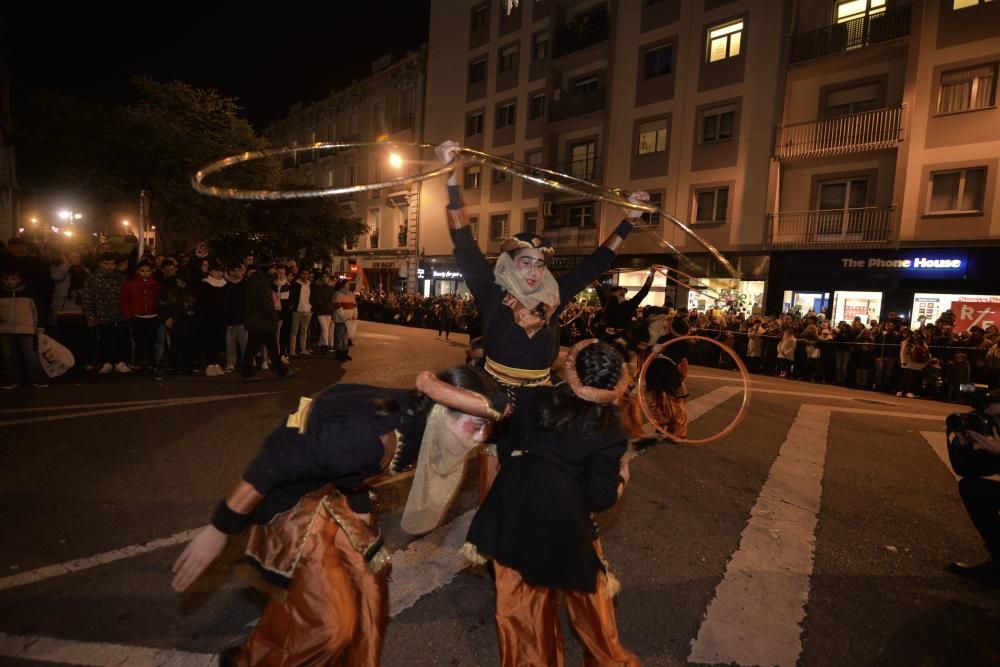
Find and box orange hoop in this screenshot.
[636,335,751,444]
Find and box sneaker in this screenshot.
[280,355,290,364]
[99,363,114,374]
[1,384,18,390]
[114,362,131,374]
[224,365,235,373]
[32,383,49,388]
[895,391,904,397]
[905,392,915,398]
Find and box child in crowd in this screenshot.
[0,267,48,389]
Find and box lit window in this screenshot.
[707,19,744,63]
[643,44,672,79]
[953,0,996,8]
[927,167,986,214]
[469,216,480,240]
[569,141,597,180]
[938,62,997,114]
[496,102,517,129]
[464,165,481,190]
[836,0,885,23]
[490,214,510,240]
[637,120,668,154]
[639,192,663,227]
[529,93,547,119]
[702,106,735,143]
[695,187,729,222]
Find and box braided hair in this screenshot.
[540,341,624,436]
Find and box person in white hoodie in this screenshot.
[896,328,929,398]
[0,267,48,388]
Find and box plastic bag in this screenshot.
[37,333,75,378]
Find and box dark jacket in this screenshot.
[245,272,279,333]
[196,278,229,326]
[224,279,247,326]
[311,283,335,316]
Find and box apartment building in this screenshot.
[264,48,426,293]
[420,0,788,307]
[421,0,999,327]
[768,0,1000,329]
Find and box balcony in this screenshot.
[767,207,895,249]
[549,87,606,122]
[774,106,904,160]
[544,226,598,250]
[391,113,415,134]
[551,155,601,182]
[789,4,911,64]
[554,8,609,58]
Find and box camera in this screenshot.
[946,386,1000,478]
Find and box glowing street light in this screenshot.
[122,219,130,228]
[388,153,404,169]
[30,217,38,225]
[58,210,83,223]
[63,230,73,237]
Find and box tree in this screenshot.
[15,78,359,258]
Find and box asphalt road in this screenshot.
[1,320,998,666]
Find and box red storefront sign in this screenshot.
[950,299,1000,332]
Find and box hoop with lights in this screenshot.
[635,335,750,445]
[192,141,738,279]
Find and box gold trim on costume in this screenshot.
[484,357,551,387]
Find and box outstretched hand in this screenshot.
[624,191,650,219]
[171,524,228,592]
[435,140,462,167]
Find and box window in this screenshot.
[529,93,547,119]
[818,178,868,210]
[349,111,359,136]
[369,157,382,198]
[695,187,729,222]
[953,0,997,8]
[523,211,538,235]
[464,165,482,190]
[471,3,489,31]
[567,204,594,227]
[499,44,519,73]
[707,19,744,63]
[397,207,409,247]
[938,63,997,114]
[637,120,668,154]
[492,166,511,185]
[526,149,543,168]
[573,76,599,95]
[835,0,885,23]
[927,167,986,214]
[490,214,510,240]
[639,192,663,226]
[643,44,673,79]
[466,111,485,136]
[399,87,415,115]
[469,215,480,240]
[348,164,357,186]
[701,105,735,143]
[532,33,549,61]
[325,170,335,188]
[370,100,385,134]
[825,83,881,117]
[496,102,517,128]
[368,208,381,248]
[569,141,597,180]
[469,58,488,84]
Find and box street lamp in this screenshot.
[388,152,404,169]
[122,219,130,228]
[63,230,73,238]
[58,210,83,224]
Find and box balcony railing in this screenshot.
[391,113,415,133]
[774,106,904,160]
[767,207,895,249]
[789,4,911,64]
[554,10,609,58]
[545,225,598,250]
[550,155,601,182]
[549,87,606,122]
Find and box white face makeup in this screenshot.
[444,411,492,448]
[513,248,546,291]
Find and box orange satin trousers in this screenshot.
[234,513,388,666]
[493,561,640,667]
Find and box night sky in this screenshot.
[2,3,432,131]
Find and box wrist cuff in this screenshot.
[613,220,634,240]
[210,501,253,535]
[447,184,464,210]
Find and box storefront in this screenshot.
[768,247,1000,325]
[355,257,408,293]
[419,259,470,298]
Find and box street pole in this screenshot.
[138,190,150,256]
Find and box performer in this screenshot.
[171,367,506,666]
[622,311,692,440]
[600,268,655,341]
[464,339,639,666]
[435,141,648,487]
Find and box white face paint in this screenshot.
[513,248,546,291]
[444,411,492,448]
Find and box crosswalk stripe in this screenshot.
[0,632,217,666]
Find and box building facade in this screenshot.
[265,48,427,293]
[420,0,999,325]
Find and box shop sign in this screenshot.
[785,250,967,280]
[417,268,425,279]
[432,269,464,279]
[950,300,999,332]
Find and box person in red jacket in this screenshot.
[120,261,162,375]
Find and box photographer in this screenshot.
[946,387,1000,583]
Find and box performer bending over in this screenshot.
[434,140,648,490]
[464,339,639,666]
[171,368,506,666]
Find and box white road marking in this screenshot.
[0,393,278,427]
[0,398,176,414]
[0,530,198,592]
[0,632,217,666]
[689,404,831,667]
[686,386,744,422]
[389,509,476,617]
[354,332,402,341]
[921,430,958,480]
